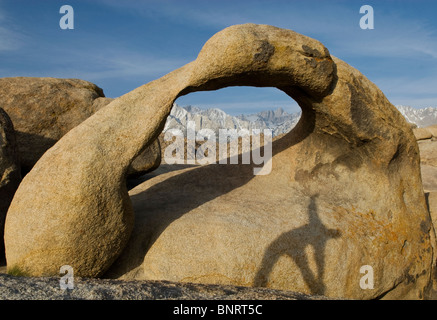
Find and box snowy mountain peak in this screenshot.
[395,105,437,127]
[163,104,437,138]
[164,104,301,138]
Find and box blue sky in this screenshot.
[1,0,437,115]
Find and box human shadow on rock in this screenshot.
[253,194,341,296]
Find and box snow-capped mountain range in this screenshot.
[396,105,437,128]
[163,104,437,139]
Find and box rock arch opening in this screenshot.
[152,87,303,172]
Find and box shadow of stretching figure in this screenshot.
[253,194,341,295]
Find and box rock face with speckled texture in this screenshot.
[0,273,333,300]
[0,78,161,177]
[4,24,435,300]
[0,108,21,261]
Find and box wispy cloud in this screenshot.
[0,5,25,52]
[0,27,21,51]
[375,74,437,108]
[329,17,437,61]
[57,49,187,81]
[96,0,437,61]
[2,0,436,108]
[0,44,187,97]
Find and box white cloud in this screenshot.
[2,0,436,108]
[375,75,437,108]
[4,45,188,88]
[0,26,21,51]
[70,51,187,80]
[96,1,437,62]
[0,4,25,52]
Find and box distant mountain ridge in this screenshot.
[163,104,437,138]
[396,105,437,128]
[163,104,301,138]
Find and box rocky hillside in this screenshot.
[163,104,437,137]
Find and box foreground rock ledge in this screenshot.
[0,274,331,300]
[4,23,435,300]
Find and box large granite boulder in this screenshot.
[418,140,437,193]
[4,24,434,300]
[0,77,160,177]
[413,127,433,141]
[0,78,105,172]
[0,108,21,261]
